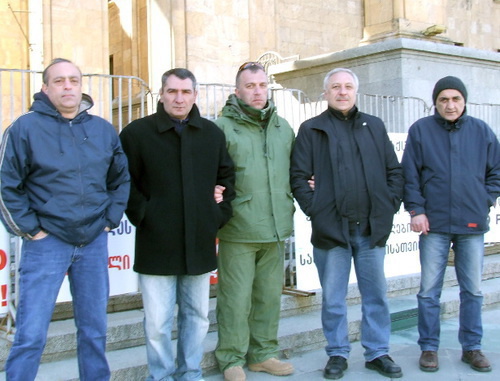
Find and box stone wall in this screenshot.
[0,0,109,73]
[105,0,499,88]
[1,0,499,101]
[270,38,500,105]
[362,0,500,50]
[0,0,29,69]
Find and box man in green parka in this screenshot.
[214,62,295,381]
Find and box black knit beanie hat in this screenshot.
[432,76,467,105]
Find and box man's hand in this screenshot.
[31,230,48,240]
[410,214,430,235]
[308,175,315,191]
[214,185,226,203]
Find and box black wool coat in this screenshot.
[120,103,235,275]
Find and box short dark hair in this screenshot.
[42,58,81,84]
[235,62,266,88]
[160,68,197,92]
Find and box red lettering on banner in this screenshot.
[123,255,130,270]
[1,284,7,307]
[210,270,218,285]
[0,249,7,271]
[108,255,131,270]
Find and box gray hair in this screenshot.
[323,68,359,92]
[42,58,81,84]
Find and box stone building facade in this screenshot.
[1,0,499,123]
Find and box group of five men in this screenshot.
[0,58,498,381]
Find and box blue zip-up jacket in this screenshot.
[402,109,500,234]
[0,91,130,246]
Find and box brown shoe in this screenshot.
[223,365,246,381]
[461,350,492,372]
[419,351,439,372]
[248,358,294,376]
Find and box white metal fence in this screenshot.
[0,69,153,132]
[3,69,497,137]
[196,83,235,120]
[0,68,499,298]
[272,89,500,137]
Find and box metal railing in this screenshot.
[270,90,432,135]
[196,83,235,120]
[1,68,499,299]
[468,103,500,138]
[0,69,153,133]
[357,94,432,133]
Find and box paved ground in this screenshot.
[204,304,500,381]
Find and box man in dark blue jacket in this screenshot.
[402,76,500,373]
[291,68,404,380]
[0,58,130,381]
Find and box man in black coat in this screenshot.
[120,68,235,381]
[291,68,403,380]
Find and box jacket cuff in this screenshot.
[408,207,425,217]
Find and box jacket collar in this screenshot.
[221,94,278,127]
[328,105,358,121]
[30,91,93,122]
[155,102,204,133]
[433,107,468,131]
[313,106,362,133]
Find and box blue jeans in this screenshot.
[313,227,391,361]
[418,232,484,351]
[6,232,110,381]
[140,273,210,381]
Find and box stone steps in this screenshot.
[0,254,499,380]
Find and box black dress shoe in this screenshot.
[324,356,348,380]
[365,355,403,378]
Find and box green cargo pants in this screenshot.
[215,240,285,371]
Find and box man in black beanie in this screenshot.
[402,76,500,373]
[431,76,468,106]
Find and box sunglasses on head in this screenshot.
[238,62,265,72]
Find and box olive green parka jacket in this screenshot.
[215,94,295,243]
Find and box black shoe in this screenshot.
[365,355,403,378]
[324,356,348,379]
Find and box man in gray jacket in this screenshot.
[0,58,130,381]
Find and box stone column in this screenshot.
[362,0,450,44]
[146,0,174,94]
